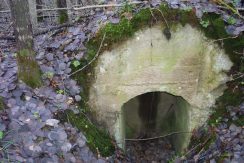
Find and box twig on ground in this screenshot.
[180,136,211,160]
[125,131,192,141]
[35,1,147,12]
[211,35,238,43]
[230,73,244,81]
[68,32,106,77]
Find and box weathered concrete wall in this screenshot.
[88,24,233,149]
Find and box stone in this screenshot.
[0,123,6,131]
[36,52,45,60]
[210,159,216,163]
[75,95,81,102]
[229,124,238,132]
[75,52,84,60]
[7,98,16,107]
[29,145,42,153]
[46,119,60,127]
[46,53,54,61]
[64,153,76,163]
[61,142,72,152]
[48,130,67,141]
[64,68,72,74]
[10,106,21,118]
[58,63,66,71]
[77,137,86,147]
[55,94,63,100]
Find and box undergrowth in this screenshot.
[55,110,115,157]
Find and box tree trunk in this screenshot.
[28,0,38,32]
[57,0,69,24]
[9,0,42,88]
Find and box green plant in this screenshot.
[43,71,54,79]
[120,2,135,15]
[184,6,193,12]
[72,60,81,68]
[227,16,237,25]
[0,130,15,162]
[0,131,3,140]
[55,110,115,157]
[56,89,64,94]
[200,20,210,28]
[0,97,4,111]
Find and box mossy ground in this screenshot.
[0,97,4,111]
[55,110,115,157]
[64,2,243,158]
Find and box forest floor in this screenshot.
[0,0,243,162]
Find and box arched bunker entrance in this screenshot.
[88,24,233,151]
[122,91,190,152]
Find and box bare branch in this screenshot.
[68,32,106,77]
[125,131,192,141]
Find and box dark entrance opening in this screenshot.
[122,92,190,162]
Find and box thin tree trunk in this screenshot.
[28,0,38,32]
[9,0,42,88]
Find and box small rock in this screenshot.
[46,119,60,127]
[64,68,72,74]
[229,124,237,132]
[55,94,63,100]
[58,63,66,71]
[75,52,84,60]
[210,159,216,163]
[36,52,45,60]
[61,142,72,152]
[29,145,42,153]
[75,95,81,102]
[46,53,54,61]
[77,137,86,147]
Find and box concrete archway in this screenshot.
[88,24,233,150]
[122,91,190,152]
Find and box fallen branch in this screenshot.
[68,32,106,77]
[210,35,238,43]
[180,136,211,160]
[0,23,74,41]
[125,131,192,141]
[35,1,147,12]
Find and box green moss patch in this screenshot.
[58,11,69,24]
[55,110,115,157]
[0,97,5,111]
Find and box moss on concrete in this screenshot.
[69,2,243,155]
[55,110,115,157]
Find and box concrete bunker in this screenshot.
[122,91,190,152]
[88,24,233,151]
